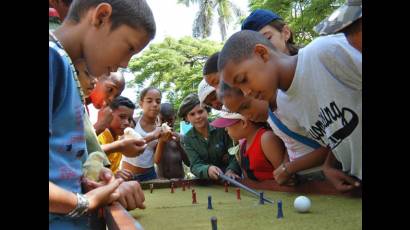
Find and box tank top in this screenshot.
[121,116,158,168]
[241,128,274,181]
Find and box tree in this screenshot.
[128,36,222,112]
[177,0,244,41]
[248,0,345,45]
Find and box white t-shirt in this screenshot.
[121,117,157,168]
[267,91,321,175]
[278,33,362,179]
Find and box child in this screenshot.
[314,0,362,53]
[198,79,223,110]
[211,110,285,181]
[239,10,331,185]
[98,96,137,175]
[218,30,362,190]
[219,82,329,185]
[203,52,220,88]
[178,93,241,180]
[49,0,155,228]
[87,72,126,135]
[155,103,190,179]
[120,87,167,182]
[242,9,299,55]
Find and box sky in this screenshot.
[120,0,250,103]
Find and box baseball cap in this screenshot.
[314,0,362,35]
[198,79,216,106]
[241,9,282,31]
[210,107,245,128]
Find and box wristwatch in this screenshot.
[66,193,90,218]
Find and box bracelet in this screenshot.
[66,193,89,218]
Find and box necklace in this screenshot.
[49,31,85,102]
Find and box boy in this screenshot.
[49,0,156,228]
[218,30,361,191]
[98,96,137,176]
[87,72,126,135]
[203,51,220,88]
[198,79,223,110]
[314,0,362,53]
[155,103,190,179]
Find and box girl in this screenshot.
[120,87,169,182]
[211,111,285,181]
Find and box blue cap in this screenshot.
[241,9,282,31]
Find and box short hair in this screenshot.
[160,102,175,119]
[139,86,161,101]
[218,30,276,71]
[66,0,156,39]
[203,52,220,75]
[110,96,136,110]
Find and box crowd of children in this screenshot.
[49,0,361,229]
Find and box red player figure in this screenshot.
[224,182,228,192]
[182,182,186,191]
[192,191,197,204]
[192,189,195,195]
[171,182,175,193]
[236,188,241,200]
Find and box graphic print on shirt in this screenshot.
[308,101,358,149]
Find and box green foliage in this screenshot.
[128,36,222,130]
[248,0,344,45]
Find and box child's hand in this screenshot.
[84,177,123,211]
[273,165,292,185]
[115,169,134,181]
[82,167,116,192]
[208,166,223,180]
[117,181,146,210]
[118,138,147,157]
[159,130,173,142]
[94,106,113,133]
[224,169,241,180]
[171,132,181,143]
[323,167,360,192]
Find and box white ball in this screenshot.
[294,196,311,213]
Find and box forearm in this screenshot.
[49,182,77,214]
[323,150,338,170]
[101,141,123,155]
[286,147,330,174]
[154,140,166,164]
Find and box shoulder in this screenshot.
[261,129,282,146]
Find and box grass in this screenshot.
[130,184,362,230]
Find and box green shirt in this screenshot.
[183,123,241,179]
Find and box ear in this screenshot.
[139,100,143,108]
[282,25,292,43]
[254,44,270,63]
[241,119,248,129]
[91,3,112,28]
